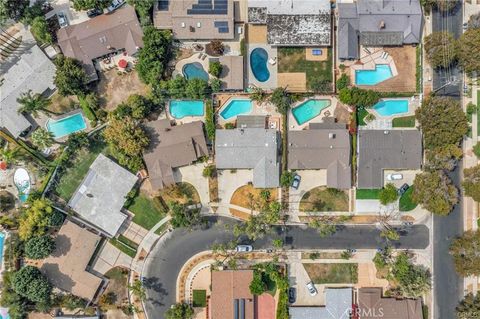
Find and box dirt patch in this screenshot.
[230,184,278,210]
[47,93,79,114]
[301,252,343,260]
[99,267,129,312]
[230,208,252,220]
[95,69,150,111]
[177,48,195,61]
[157,182,200,205]
[303,263,358,284]
[277,73,307,92]
[334,102,351,124]
[299,187,349,212]
[247,25,267,44]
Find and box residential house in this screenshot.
[215,126,280,188]
[247,0,331,46]
[210,270,255,319]
[357,287,423,318]
[0,45,56,138]
[143,119,208,190]
[68,154,138,237]
[357,130,422,189]
[41,220,103,302]
[57,5,143,81]
[338,0,423,60]
[289,288,353,319]
[288,123,351,189]
[153,0,235,40]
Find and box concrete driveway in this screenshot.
[383,169,418,188]
[289,170,326,220]
[217,169,253,205]
[288,261,325,306]
[45,0,89,26]
[174,163,210,206]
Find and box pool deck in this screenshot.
[288,95,338,131]
[247,44,278,91]
[349,47,398,86]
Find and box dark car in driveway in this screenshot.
[398,183,409,196]
[291,174,301,190]
[87,8,103,18]
[288,287,296,303]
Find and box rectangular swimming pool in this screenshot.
[46,113,87,139]
[169,100,204,119]
[373,99,409,116]
[355,64,393,86]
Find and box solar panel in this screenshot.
[158,0,169,10]
[187,0,228,14]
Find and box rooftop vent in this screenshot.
[181,22,186,28]
[329,145,333,149]
[328,133,335,139]
[379,20,385,29]
[197,22,202,28]
[384,130,389,135]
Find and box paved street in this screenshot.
[431,3,465,319]
[143,216,429,319]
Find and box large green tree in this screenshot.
[137,26,174,85]
[412,171,458,215]
[72,0,110,10]
[457,293,480,319]
[12,266,51,303]
[0,271,28,319]
[463,165,480,202]
[0,0,29,24]
[17,90,51,117]
[169,201,203,229]
[25,236,55,260]
[127,0,155,25]
[391,253,431,298]
[425,144,463,171]
[18,199,54,241]
[424,32,456,68]
[270,87,291,115]
[379,183,399,205]
[30,16,53,45]
[457,28,480,75]
[338,87,380,108]
[450,230,480,276]
[112,94,153,120]
[165,302,194,319]
[54,55,89,97]
[31,129,55,150]
[415,96,468,149]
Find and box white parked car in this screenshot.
[57,12,68,28]
[236,245,253,252]
[386,173,403,181]
[306,281,318,296]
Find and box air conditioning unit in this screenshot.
[181,22,186,28]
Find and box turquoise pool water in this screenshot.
[355,64,393,86]
[0,232,5,268]
[169,100,204,119]
[182,63,209,81]
[46,113,87,139]
[373,99,409,116]
[250,48,270,82]
[220,99,253,120]
[292,99,330,125]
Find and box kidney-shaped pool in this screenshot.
[250,48,270,82]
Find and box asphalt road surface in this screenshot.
[143,217,429,319]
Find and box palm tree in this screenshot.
[127,279,146,301]
[16,90,51,117]
[0,146,20,166]
[31,128,55,150]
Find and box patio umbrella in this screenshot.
[118,59,128,69]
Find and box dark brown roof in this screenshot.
[143,119,208,190]
[56,5,143,80]
[358,288,423,319]
[210,270,255,319]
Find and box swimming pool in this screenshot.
[46,113,87,139]
[14,168,30,203]
[355,64,393,86]
[250,48,270,82]
[0,307,9,319]
[169,100,204,119]
[182,63,209,81]
[373,99,409,116]
[292,99,331,125]
[220,99,253,120]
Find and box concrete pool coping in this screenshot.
[288,95,337,130]
[166,99,206,124]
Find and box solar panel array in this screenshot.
[187,0,228,15]
[157,0,169,11]
[214,21,229,33]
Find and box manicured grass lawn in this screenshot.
[357,108,369,126]
[303,263,358,284]
[399,186,417,212]
[392,115,416,128]
[300,187,349,212]
[277,47,333,89]
[192,290,207,307]
[127,192,166,230]
[356,189,381,199]
[55,138,109,201]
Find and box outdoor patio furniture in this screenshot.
[324,110,331,117]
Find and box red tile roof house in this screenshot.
[56,5,143,82]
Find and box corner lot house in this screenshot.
[358,287,423,318]
[247,0,331,46]
[41,220,103,302]
[289,288,353,319]
[143,119,208,190]
[288,123,351,189]
[357,130,422,189]
[0,45,56,137]
[68,154,138,237]
[338,0,422,60]
[153,0,235,40]
[215,127,280,188]
[57,5,143,81]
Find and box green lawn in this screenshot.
[477,90,480,136]
[300,187,349,212]
[356,189,381,199]
[55,138,109,201]
[127,193,166,230]
[392,116,416,128]
[192,290,207,307]
[399,186,417,212]
[109,237,137,258]
[303,263,358,284]
[277,47,333,89]
[357,108,369,126]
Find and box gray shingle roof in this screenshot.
[358,130,422,189]
[288,124,351,189]
[0,45,56,137]
[215,127,280,188]
[68,154,138,237]
[338,0,422,59]
[289,288,352,319]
